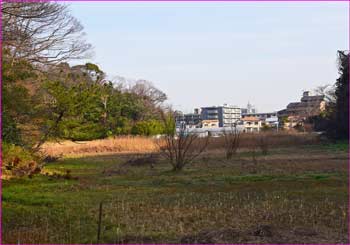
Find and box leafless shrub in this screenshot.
[157,111,209,171]
[257,134,269,155]
[223,125,241,159]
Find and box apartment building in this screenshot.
[242,112,277,120]
[241,116,262,132]
[174,110,201,128]
[278,91,325,118]
[242,112,278,128]
[202,120,220,128]
[201,104,241,127]
[277,91,326,130]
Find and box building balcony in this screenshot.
[206,110,219,114]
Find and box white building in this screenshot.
[241,116,262,132]
[201,104,241,127]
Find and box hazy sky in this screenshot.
[68,2,348,113]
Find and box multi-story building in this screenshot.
[278,91,325,118]
[184,113,201,128]
[174,110,201,128]
[277,91,326,130]
[241,116,262,132]
[202,120,220,128]
[242,112,277,120]
[242,112,279,128]
[201,104,241,127]
[174,110,185,128]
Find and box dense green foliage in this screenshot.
[1,2,168,178]
[2,52,166,146]
[2,2,168,151]
[3,60,167,144]
[334,51,349,140]
[309,51,349,140]
[131,120,165,136]
[2,56,36,146]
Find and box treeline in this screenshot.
[310,50,349,141]
[2,2,348,158]
[2,2,167,152]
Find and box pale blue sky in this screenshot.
[67,2,348,113]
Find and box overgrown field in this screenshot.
[3,142,349,243]
[41,132,320,157]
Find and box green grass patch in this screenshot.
[2,144,348,243]
[305,141,349,152]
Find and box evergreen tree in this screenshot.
[334,51,349,140]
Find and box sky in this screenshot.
[67,2,348,113]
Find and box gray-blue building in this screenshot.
[201,104,241,127]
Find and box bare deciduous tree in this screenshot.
[314,84,336,105]
[130,80,167,106]
[2,2,92,65]
[157,111,209,171]
[222,124,240,159]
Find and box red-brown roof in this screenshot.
[242,116,260,122]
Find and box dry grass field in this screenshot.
[41,136,158,157]
[41,132,320,157]
[3,134,348,244]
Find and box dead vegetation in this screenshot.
[41,136,158,157]
[41,132,321,158]
[223,125,241,159]
[207,131,320,150]
[179,225,333,244]
[157,127,209,171]
[257,134,269,155]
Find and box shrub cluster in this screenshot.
[2,143,42,179]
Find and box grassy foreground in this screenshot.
[2,143,349,243]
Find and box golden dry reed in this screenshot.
[41,136,158,157]
[41,132,320,157]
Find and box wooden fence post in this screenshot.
[97,202,103,243]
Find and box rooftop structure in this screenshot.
[241,102,257,114]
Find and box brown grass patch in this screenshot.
[41,136,158,157]
[207,131,320,150]
[41,132,321,158]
